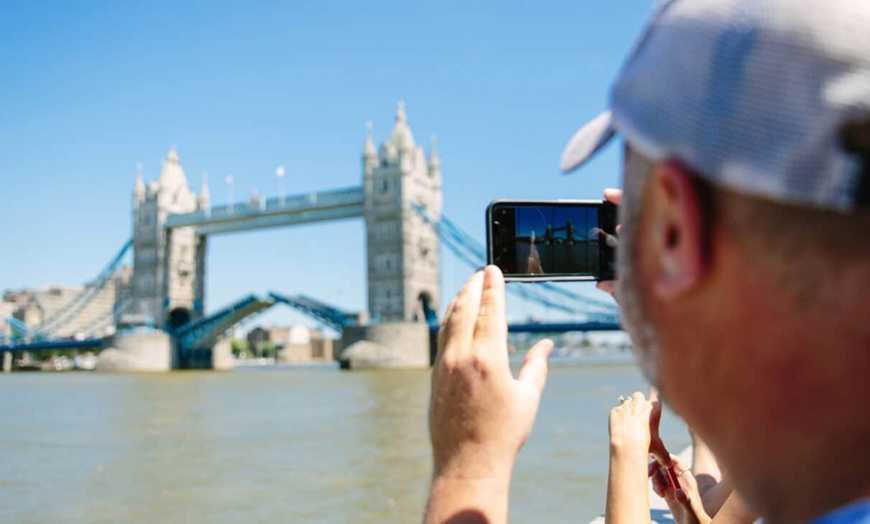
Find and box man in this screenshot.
[424,0,870,522]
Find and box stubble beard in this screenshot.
[616,169,662,387]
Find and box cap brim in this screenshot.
[560,110,617,173]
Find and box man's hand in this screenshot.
[596,188,622,300]
[424,266,553,523]
[430,265,554,477]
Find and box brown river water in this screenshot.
[0,357,689,523]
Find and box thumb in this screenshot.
[650,436,671,467]
[518,339,554,394]
[648,387,671,465]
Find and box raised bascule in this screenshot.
[1,103,621,372]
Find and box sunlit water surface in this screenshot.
[0,357,688,523]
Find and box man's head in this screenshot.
[615,138,870,522]
[562,0,870,521]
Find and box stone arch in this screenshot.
[418,291,436,324]
[167,307,192,330]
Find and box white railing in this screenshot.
[166,186,365,229]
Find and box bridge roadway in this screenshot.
[165,186,365,235]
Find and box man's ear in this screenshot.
[646,160,707,298]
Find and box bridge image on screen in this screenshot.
[514,206,600,275]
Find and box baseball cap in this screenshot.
[560,0,870,211]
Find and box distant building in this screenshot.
[247,325,290,355]
[0,301,14,339]
[246,324,335,363]
[1,267,132,340]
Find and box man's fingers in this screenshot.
[440,270,485,364]
[517,338,554,394]
[435,295,460,365]
[443,294,459,324]
[473,266,508,360]
[596,280,615,295]
[597,189,621,302]
[603,188,623,205]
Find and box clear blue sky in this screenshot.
[0,1,650,330]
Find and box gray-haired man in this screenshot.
[425,0,870,522]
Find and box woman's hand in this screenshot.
[605,388,670,524]
[651,455,713,524]
[609,388,671,465]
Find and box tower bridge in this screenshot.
[1,102,622,371]
[122,102,442,369]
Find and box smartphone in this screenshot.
[486,200,617,282]
[666,466,682,491]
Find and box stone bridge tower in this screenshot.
[363,103,442,323]
[131,148,208,329]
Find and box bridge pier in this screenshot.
[338,322,431,369]
[2,351,11,373]
[177,338,234,370]
[211,338,234,371]
[97,331,175,372]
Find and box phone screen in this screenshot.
[486,200,617,282]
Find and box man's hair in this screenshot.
[701,118,870,304]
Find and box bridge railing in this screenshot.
[166,186,365,229]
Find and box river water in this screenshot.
[0,357,689,523]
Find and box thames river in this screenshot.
[0,357,689,523]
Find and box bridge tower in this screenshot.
[363,102,442,323]
[131,148,207,330]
